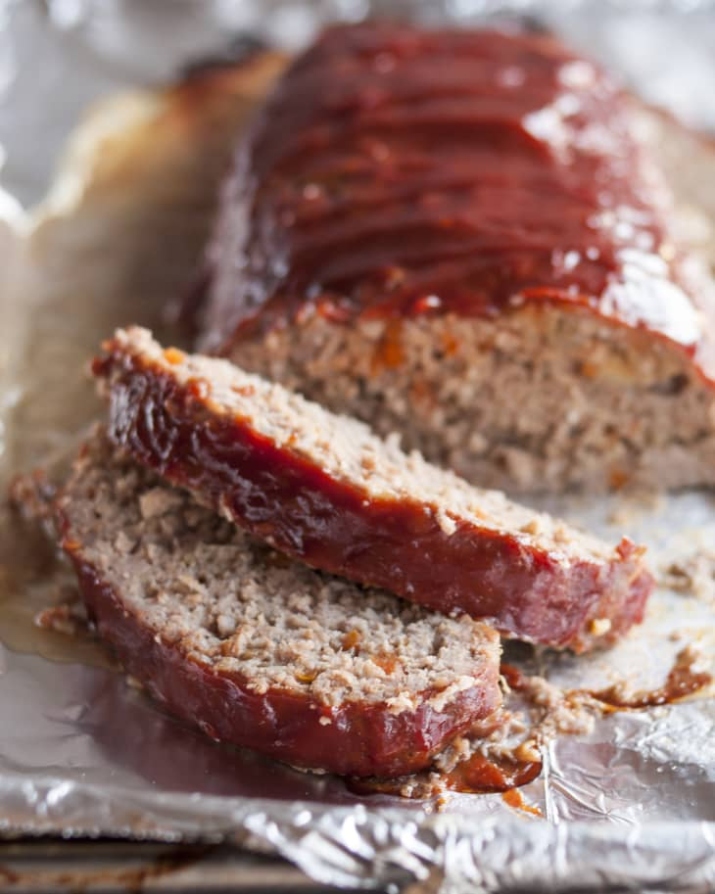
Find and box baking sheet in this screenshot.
[1,2,715,891]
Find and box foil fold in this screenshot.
[2,753,715,893]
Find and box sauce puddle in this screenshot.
[443,751,542,795]
[585,646,712,709]
[0,499,109,668]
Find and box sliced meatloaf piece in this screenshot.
[56,435,501,778]
[93,327,653,653]
[197,22,715,494]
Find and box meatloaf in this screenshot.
[56,435,502,778]
[198,22,715,494]
[93,326,652,653]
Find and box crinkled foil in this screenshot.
[1,2,715,892]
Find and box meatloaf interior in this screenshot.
[226,303,715,494]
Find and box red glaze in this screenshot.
[201,23,715,380]
[59,536,501,779]
[94,339,653,652]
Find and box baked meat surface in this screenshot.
[94,327,653,652]
[56,435,502,778]
[198,23,715,493]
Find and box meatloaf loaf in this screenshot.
[93,326,652,653]
[56,435,502,778]
[198,22,715,494]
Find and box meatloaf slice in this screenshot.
[94,327,653,653]
[56,435,501,778]
[198,23,715,494]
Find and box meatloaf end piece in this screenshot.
[56,435,502,778]
[198,23,715,494]
[93,327,653,653]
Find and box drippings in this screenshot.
[500,662,526,690]
[586,646,712,709]
[501,788,543,817]
[0,503,109,668]
[346,748,542,800]
[443,751,542,795]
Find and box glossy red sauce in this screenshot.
[502,788,543,816]
[500,663,527,691]
[443,750,542,794]
[347,737,543,797]
[203,23,715,378]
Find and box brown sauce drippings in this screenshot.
[347,705,543,800]
[346,748,542,800]
[501,788,543,817]
[443,751,542,795]
[586,646,712,709]
[504,652,712,713]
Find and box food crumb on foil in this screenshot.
[660,552,715,603]
[34,590,86,637]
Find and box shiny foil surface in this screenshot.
[1,2,715,891]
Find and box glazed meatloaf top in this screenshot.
[57,436,502,777]
[200,22,715,380]
[94,327,652,652]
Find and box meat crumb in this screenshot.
[8,470,57,529]
[660,551,715,603]
[35,600,87,637]
[34,585,88,636]
[518,675,600,739]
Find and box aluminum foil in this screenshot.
[1,2,715,891]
